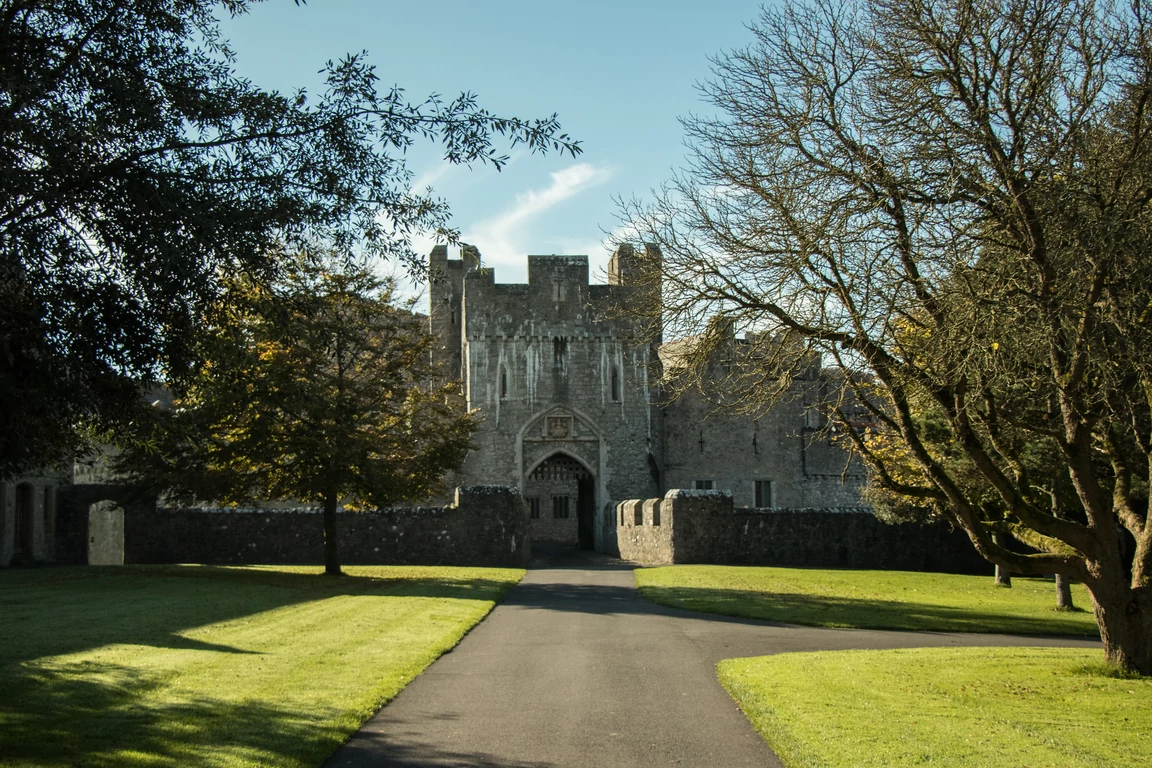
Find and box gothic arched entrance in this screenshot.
[518,406,603,550]
[523,453,596,549]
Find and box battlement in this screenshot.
[428,243,482,273]
[456,254,597,293]
[526,254,589,288]
[528,254,589,269]
[430,244,659,343]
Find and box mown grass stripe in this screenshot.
[0,564,522,768]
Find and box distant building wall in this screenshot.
[616,489,991,574]
[662,384,866,509]
[0,473,64,566]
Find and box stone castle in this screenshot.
[428,243,866,553]
[0,243,873,569]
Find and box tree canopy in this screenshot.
[620,0,1152,673]
[119,253,478,574]
[0,0,578,477]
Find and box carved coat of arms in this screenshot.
[546,416,570,439]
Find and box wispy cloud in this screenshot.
[408,161,454,195]
[464,163,613,269]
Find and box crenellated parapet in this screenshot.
[614,488,988,573]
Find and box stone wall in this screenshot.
[55,485,530,568]
[616,489,991,574]
[54,484,152,565]
[615,497,673,564]
[523,471,579,544]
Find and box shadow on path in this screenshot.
[520,545,1099,639]
[328,727,561,768]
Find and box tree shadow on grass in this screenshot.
[0,566,531,768]
[637,585,1101,638]
[1,660,561,768]
[0,566,518,666]
[0,661,349,768]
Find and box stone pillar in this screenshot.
[88,500,125,565]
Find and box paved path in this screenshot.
[325,552,1099,768]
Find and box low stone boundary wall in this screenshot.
[58,485,530,568]
[616,489,991,574]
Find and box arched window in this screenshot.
[610,366,620,401]
[499,365,508,399]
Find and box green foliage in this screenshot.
[719,647,1152,767]
[0,564,523,767]
[0,0,579,478]
[636,566,1098,636]
[119,254,477,517]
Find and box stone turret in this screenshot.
[428,244,482,381]
[606,243,663,344]
[607,242,660,286]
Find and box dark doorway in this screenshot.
[524,452,596,551]
[577,474,595,550]
[13,483,35,558]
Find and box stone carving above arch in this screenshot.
[519,405,600,445]
[517,405,602,487]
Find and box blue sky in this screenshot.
[218,0,767,285]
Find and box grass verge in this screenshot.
[719,647,1151,768]
[0,564,523,768]
[636,565,1098,636]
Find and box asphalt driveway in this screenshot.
[324,551,1099,768]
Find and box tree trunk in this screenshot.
[323,491,342,576]
[995,564,1012,587]
[993,532,1012,587]
[1055,574,1074,611]
[1091,583,1152,675]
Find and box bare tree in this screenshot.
[619,0,1152,673]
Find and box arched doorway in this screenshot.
[517,406,605,551]
[523,452,596,549]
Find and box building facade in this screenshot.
[0,471,62,566]
[429,244,866,551]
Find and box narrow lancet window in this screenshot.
[499,366,508,399]
[610,366,620,401]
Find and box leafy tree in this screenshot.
[120,254,477,575]
[0,0,578,478]
[619,0,1152,672]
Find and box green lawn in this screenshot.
[0,564,523,768]
[719,647,1152,768]
[636,565,1099,636]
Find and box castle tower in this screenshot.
[428,243,481,381]
[607,243,634,285]
[607,242,663,344]
[607,242,662,286]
